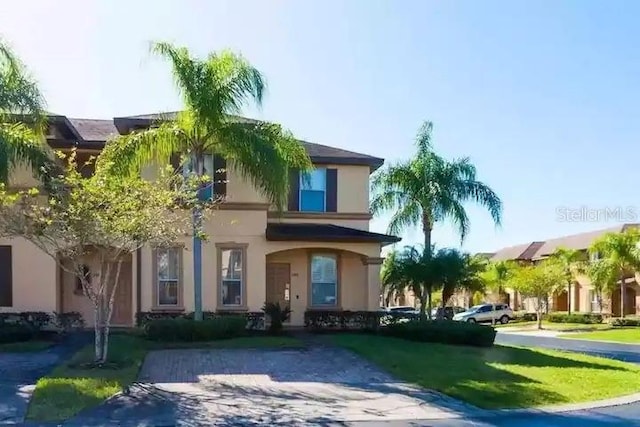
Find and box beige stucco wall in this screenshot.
[266,248,371,325]
[0,237,57,312]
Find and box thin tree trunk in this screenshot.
[620,272,626,318]
[427,289,433,320]
[536,296,543,330]
[567,280,572,315]
[101,259,123,363]
[94,305,103,362]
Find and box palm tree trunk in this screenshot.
[422,215,432,255]
[193,154,204,321]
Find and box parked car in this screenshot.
[386,306,419,315]
[452,303,514,324]
[431,306,466,320]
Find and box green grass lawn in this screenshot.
[27,333,304,422]
[0,340,53,353]
[331,334,640,409]
[562,328,640,344]
[495,321,612,332]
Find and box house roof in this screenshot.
[532,224,638,259]
[67,118,118,142]
[490,242,541,262]
[486,223,639,262]
[50,113,384,170]
[266,223,400,245]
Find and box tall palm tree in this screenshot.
[549,247,585,315]
[0,40,54,184]
[99,42,312,320]
[370,121,502,252]
[590,228,640,318]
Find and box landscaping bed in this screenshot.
[331,334,640,409]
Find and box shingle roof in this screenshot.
[63,112,384,170]
[266,223,400,245]
[490,242,538,262]
[532,224,638,259]
[486,224,639,262]
[67,118,118,142]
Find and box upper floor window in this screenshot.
[182,154,226,201]
[590,251,601,262]
[300,169,326,212]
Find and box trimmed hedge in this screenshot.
[382,320,496,347]
[547,312,603,324]
[144,316,247,342]
[612,317,640,327]
[136,311,265,330]
[0,324,34,343]
[304,310,382,332]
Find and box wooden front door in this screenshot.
[266,263,291,314]
[108,259,133,326]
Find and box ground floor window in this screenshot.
[219,246,245,306]
[589,290,600,313]
[311,254,338,306]
[156,247,181,306]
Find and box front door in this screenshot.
[109,259,133,326]
[266,263,291,318]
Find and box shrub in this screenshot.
[547,312,603,324]
[17,312,52,330]
[0,324,34,343]
[611,317,640,327]
[382,320,496,347]
[304,310,381,332]
[144,316,247,342]
[53,312,85,332]
[136,311,265,330]
[262,302,291,334]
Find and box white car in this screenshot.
[452,303,513,324]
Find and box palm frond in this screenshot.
[0,122,55,184]
[96,122,187,177]
[0,40,46,128]
[216,121,311,210]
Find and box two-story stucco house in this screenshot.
[0,113,400,327]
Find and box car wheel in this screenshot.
[467,318,476,323]
[500,315,509,324]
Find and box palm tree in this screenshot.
[381,245,442,320]
[586,258,618,313]
[0,40,54,184]
[439,251,486,310]
[99,42,312,320]
[549,247,585,315]
[590,228,640,318]
[370,121,502,252]
[481,260,514,325]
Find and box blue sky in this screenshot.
[1,0,639,254]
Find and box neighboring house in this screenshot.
[0,113,400,327]
[467,224,640,316]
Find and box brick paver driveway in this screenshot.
[69,347,480,426]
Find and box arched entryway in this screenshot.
[611,285,638,317]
